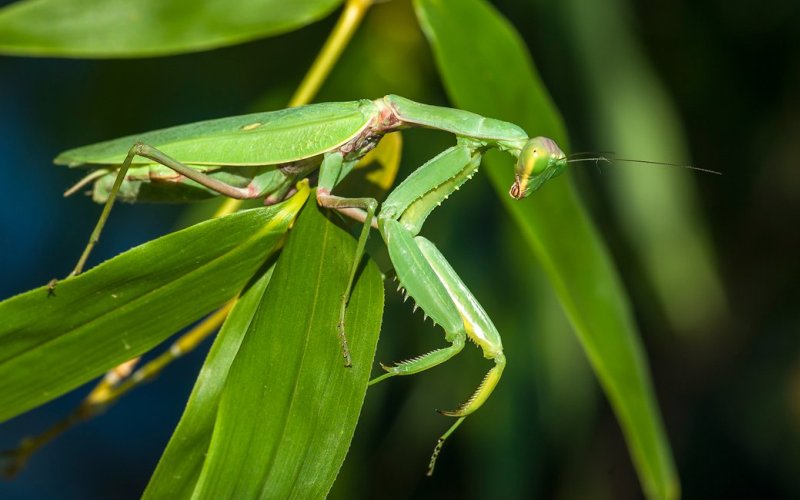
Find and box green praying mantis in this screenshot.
[52,94,584,473]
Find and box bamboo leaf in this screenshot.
[0,0,342,57]
[0,190,308,424]
[414,0,679,498]
[143,264,276,499]
[191,200,384,498]
[558,0,728,335]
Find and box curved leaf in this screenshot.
[414,0,679,498]
[191,201,383,498]
[0,0,342,58]
[558,0,728,335]
[0,189,308,424]
[143,264,276,499]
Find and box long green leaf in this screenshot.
[191,201,383,498]
[414,0,679,498]
[143,264,276,499]
[0,191,307,424]
[0,0,342,57]
[558,0,727,335]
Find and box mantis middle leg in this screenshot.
[316,152,379,367]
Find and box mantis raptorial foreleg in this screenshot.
[368,221,469,384]
[370,143,507,474]
[375,222,507,474]
[48,94,578,476]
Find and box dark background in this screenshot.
[1,0,798,498]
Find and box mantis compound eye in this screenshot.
[511,136,567,198]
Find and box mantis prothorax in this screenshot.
[56,95,569,473]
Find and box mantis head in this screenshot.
[509,136,567,199]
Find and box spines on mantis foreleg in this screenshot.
[437,354,505,417]
[377,208,509,475]
[381,146,482,236]
[379,219,463,334]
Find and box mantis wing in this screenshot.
[56,100,378,167]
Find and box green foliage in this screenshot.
[147,201,383,498]
[0,0,343,57]
[414,1,678,497]
[557,0,728,335]
[0,197,301,423]
[144,264,277,499]
[0,1,693,498]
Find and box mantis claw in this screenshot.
[426,416,466,476]
[427,438,445,477]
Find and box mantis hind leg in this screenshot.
[68,142,265,278]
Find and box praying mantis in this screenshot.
[53,94,569,474]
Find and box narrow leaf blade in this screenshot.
[0,0,342,57]
[143,264,276,499]
[0,190,307,424]
[192,201,384,498]
[559,0,728,335]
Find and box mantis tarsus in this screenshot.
[53,95,569,474]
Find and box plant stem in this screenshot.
[289,0,374,107]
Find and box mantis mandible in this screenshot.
[57,95,569,473]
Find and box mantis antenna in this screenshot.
[566,152,722,175]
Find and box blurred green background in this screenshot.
[0,0,798,498]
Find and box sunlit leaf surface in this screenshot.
[0,0,342,57]
[143,265,276,499]
[0,192,306,424]
[191,201,384,498]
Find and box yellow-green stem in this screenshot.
[0,301,238,478]
[289,0,373,107]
